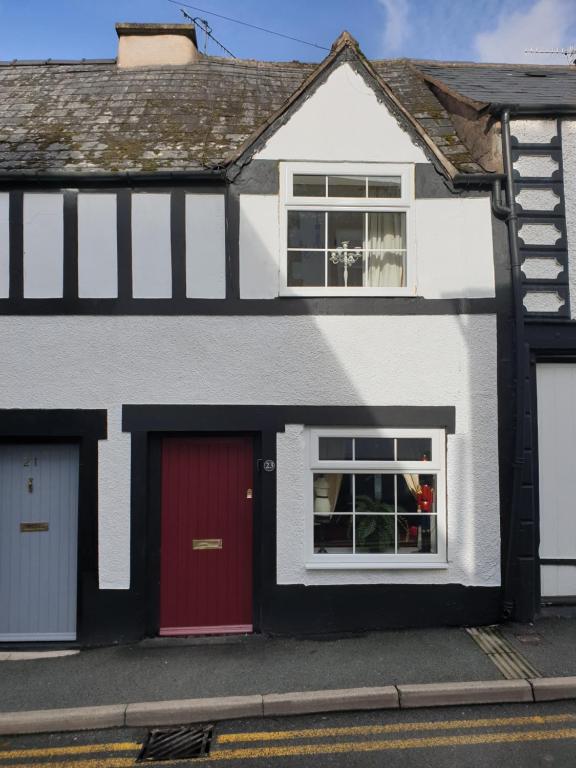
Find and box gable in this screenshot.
[254,62,429,164]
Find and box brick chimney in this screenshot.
[116,23,200,68]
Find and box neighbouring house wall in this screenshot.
[508,118,569,317]
[561,120,576,319]
[0,313,499,591]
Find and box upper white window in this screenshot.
[307,428,447,568]
[281,163,414,297]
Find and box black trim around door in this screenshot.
[0,409,106,646]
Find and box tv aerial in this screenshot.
[525,47,576,64]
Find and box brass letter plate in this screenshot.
[193,538,222,550]
[20,522,49,533]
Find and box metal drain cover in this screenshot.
[138,724,214,762]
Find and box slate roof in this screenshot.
[1,42,575,178]
[0,58,315,174]
[417,61,576,108]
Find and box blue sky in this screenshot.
[1,0,575,64]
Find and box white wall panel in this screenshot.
[78,194,118,298]
[131,194,172,298]
[514,154,559,178]
[523,290,565,313]
[239,195,280,299]
[522,257,563,281]
[23,194,63,298]
[518,223,561,246]
[0,194,8,298]
[185,194,226,298]
[511,119,558,144]
[415,197,495,298]
[255,63,428,164]
[0,314,498,589]
[516,188,560,211]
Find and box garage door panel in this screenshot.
[537,364,576,596]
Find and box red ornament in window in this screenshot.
[417,484,433,513]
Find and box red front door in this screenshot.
[160,436,254,635]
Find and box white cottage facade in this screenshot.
[3,24,570,643]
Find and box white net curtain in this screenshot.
[367,212,405,287]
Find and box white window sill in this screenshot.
[280,287,415,298]
[305,561,449,570]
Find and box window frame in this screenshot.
[306,427,447,569]
[280,162,416,297]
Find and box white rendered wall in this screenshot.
[415,198,495,298]
[23,194,64,298]
[131,194,172,298]
[185,194,226,298]
[0,194,8,298]
[239,195,280,299]
[255,63,428,164]
[77,194,118,299]
[239,191,495,299]
[0,314,498,589]
[561,121,576,320]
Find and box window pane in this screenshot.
[355,438,394,461]
[287,251,325,287]
[397,438,432,461]
[355,474,395,513]
[319,437,353,460]
[366,252,405,288]
[397,515,437,553]
[328,211,364,249]
[293,174,326,197]
[313,473,352,514]
[367,212,405,249]
[328,175,366,198]
[397,474,436,514]
[288,210,324,249]
[328,251,363,287]
[314,514,353,553]
[368,176,401,198]
[355,515,395,553]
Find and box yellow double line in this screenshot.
[2,713,576,765]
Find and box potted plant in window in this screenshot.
[353,495,401,553]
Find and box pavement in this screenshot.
[0,613,576,736]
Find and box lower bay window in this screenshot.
[307,428,447,567]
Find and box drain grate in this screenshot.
[137,724,214,762]
[467,626,541,680]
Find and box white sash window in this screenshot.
[307,428,447,568]
[281,163,414,297]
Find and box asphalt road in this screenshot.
[3,701,576,767]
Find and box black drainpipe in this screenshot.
[454,107,527,620]
[500,108,528,619]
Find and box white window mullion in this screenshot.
[394,473,398,554]
[352,473,356,554]
[324,211,328,287]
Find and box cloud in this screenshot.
[378,0,409,54]
[475,0,576,63]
